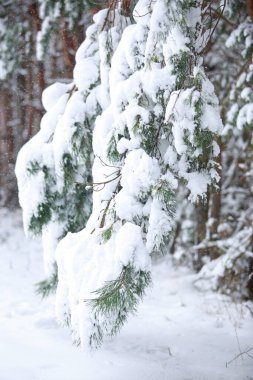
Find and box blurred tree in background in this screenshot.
[0,0,100,207]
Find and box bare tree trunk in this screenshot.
[194,140,222,268]
[28,1,45,136]
[209,137,222,241]
[246,0,253,21]
[36,61,45,99]
[61,26,76,79]
[25,62,34,139]
[0,87,16,207]
[209,189,221,237]
[194,193,210,270]
[195,198,209,243]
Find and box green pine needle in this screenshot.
[35,262,58,298]
[84,263,152,349]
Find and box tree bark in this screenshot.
[194,194,209,271]
[209,137,222,240]
[246,0,253,21]
[60,26,76,79]
[0,87,16,206]
[25,62,34,138]
[28,1,45,137]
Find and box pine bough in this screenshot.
[16,0,222,348]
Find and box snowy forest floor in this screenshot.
[0,208,252,380]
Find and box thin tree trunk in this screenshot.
[246,0,253,21]
[209,137,222,240]
[29,1,45,136]
[194,193,209,270]
[25,62,34,138]
[37,61,45,99]
[0,87,15,206]
[60,26,76,79]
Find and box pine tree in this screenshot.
[55,0,222,348]
[15,0,252,348]
[15,5,129,291]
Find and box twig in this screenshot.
[99,198,112,228]
[210,6,235,27]
[96,155,121,169]
[226,348,253,367]
[67,84,77,101]
[200,0,227,55]
[92,172,121,187]
[101,0,117,31]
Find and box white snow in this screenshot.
[146,197,174,253]
[184,171,210,202]
[133,0,153,25]
[73,57,100,92]
[0,208,252,380]
[115,222,150,270]
[121,149,161,195]
[166,26,190,56]
[42,82,72,111]
[237,104,253,130]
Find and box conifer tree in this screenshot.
[13,0,253,345]
[55,0,222,348]
[15,6,129,290]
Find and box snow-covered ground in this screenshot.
[0,208,252,380]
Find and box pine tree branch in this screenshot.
[84,264,152,349]
[35,262,58,298]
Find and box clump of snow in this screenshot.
[115,223,150,270]
[15,89,69,237]
[133,0,153,25]
[194,228,253,299]
[237,104,253,130]
[42,82,72,111]
[184,171,210,202]
[166,26,190,56]
[121,149,161,195]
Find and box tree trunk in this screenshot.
[25,62,34,139]
[60,26,76,79]
[246,0,253,21]
[194,194,209,270]
[0,87,16,207]
[209,137,222,241]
